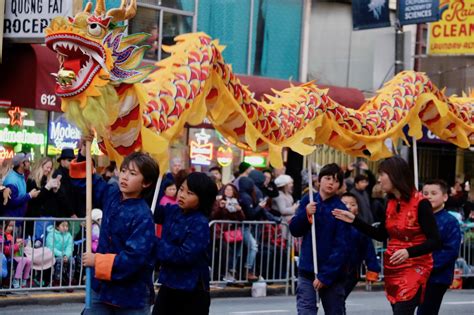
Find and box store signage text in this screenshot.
[0,127,45,145]
[4,0,73,39]
[190,129,213,166]
[0,147,14,162]
[49,120,81,150]
[429,0,474,54]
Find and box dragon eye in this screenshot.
[88,23,102,36]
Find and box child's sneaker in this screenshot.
[12,279,20,289]
[21,279,28,287]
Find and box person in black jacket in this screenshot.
[238,176,267,282]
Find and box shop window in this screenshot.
[130,1,197,61]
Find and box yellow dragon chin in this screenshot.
[44,0,474,170]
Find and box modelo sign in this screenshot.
[48,114,81,155]
[3,0,72,39]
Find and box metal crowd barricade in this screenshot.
[209,220,292,295]
[0,217,86,293]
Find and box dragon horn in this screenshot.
[107,0,137,23]
[94,0,106,16]
[84,2,92,13]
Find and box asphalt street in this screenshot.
[0,290,473,314]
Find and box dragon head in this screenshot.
[45,0,153,134]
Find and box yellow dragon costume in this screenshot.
[45,0,473,169]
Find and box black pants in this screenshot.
[417,283,449,315]
[391,286,422,315]
[152,285,210,315]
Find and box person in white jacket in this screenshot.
[272,175,299,238]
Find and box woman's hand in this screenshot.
[332,209,355,223]
[83,253,96,267]
[390,249,409,265]
[29,188,40,199]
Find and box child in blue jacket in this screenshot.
[418,180,462,315]
[77,147,159,314]
[289,163,351,315]
[339,192,381,300]
[153,172,217,315]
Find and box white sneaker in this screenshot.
[12,279,20,289]
[223,272,236,283]
[21,279,28,287]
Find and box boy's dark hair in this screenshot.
[209,166,222,174]
[354,174,368,184]
[424,179,449,194]
[341,192,358,203]
[318,163,344,189]
[378,156,415,201]
[185,172,218,217]
[121,152,159,198]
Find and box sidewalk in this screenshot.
[0,282,385,307]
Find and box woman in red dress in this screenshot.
[333,156,441,314]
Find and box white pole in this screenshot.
[307,157,320,308]
[412,137,419,189]
[151,174,163,214]
[299,0,312,82]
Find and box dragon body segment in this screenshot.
[45,0,474,168]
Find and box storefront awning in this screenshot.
[236,75,365,109]
[0,44,61,112]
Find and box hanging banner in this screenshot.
[352,0,391,30]
[399,0,440,25]
[428,0,474,55]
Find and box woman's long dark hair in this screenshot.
[185,172,218,217]
[378,156,415,201]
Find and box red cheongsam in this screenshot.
[383,193,433,304]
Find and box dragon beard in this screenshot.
[62,84,120,137]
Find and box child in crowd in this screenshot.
[46,220,74,285]
[1,220,31,288]
[91,209,102,253]
[418,180,462,315]
[289,163,351,314]
[211,183,245,283]
[159,180,177,206]
[153,172,218,315]
[77,138,159,313]
[339,192,380,301]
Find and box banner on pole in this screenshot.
[398,0,440,25]
[428,0,474,55]
[353,0,391,30]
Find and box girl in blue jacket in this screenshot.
[153,172,217,315]
[76,148,159,314]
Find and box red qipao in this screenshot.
[383,193,433,304]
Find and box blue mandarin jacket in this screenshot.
[289,193,351,286]
[154,204,210,291]
[429,209,462,285]
[72,164,156,309]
